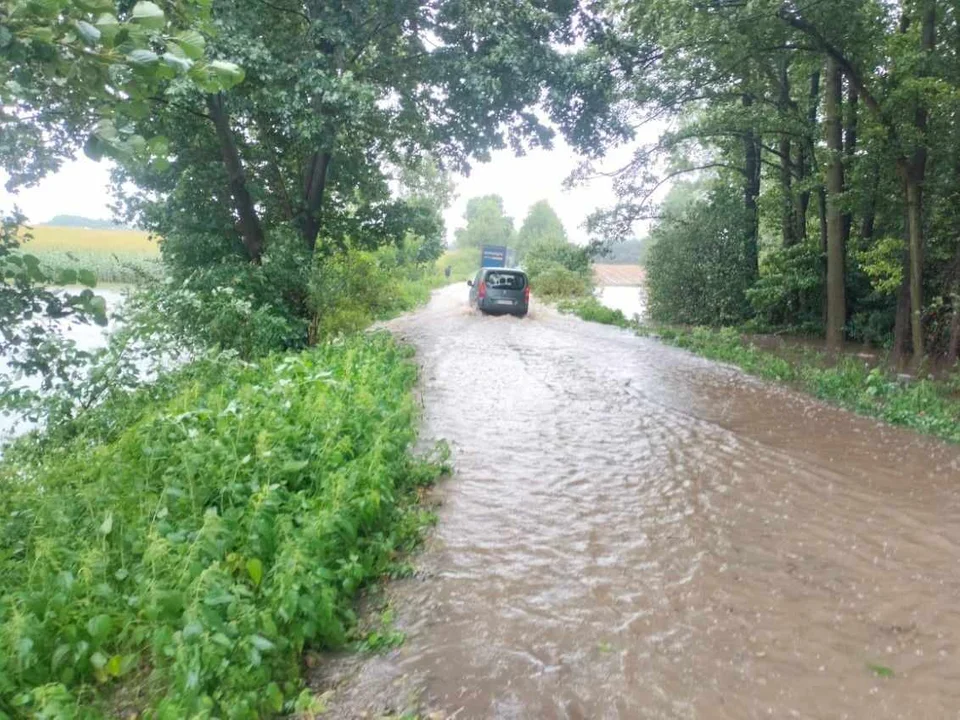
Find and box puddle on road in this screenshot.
[314,285,960,719]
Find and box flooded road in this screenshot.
[317,286,960,719]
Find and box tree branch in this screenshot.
[776,4,884,118]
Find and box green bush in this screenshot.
[523,239,592,299]
[0,334,447,718]
[746,241,823,330]
[645,186,753,326]
[530,264,591,298]
[557,296,631,327]
[308,247,441,338]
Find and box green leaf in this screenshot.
[56,268,78,285]
[105,655,123,677]
[868,663,895,679]
[78,269,97,288]
[90,651,108,670]
[162,52,193,73]
[128,49,159,66]
[182,621,203,640]
[208,60,245,89]
[93,118,118,141]
[88,295,108,325]
[99,512,113,535]
[95,13,119,39]
[250,635,274,652]
[74,20,101,45]
[175,29,205,60]
[130,1,165,29]
[265,683,284,713]
[246,558,263,587]
[76,0,115,11]
[86,614,113,641]
[147,135,169,155]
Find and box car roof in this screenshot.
[482,267,526,274]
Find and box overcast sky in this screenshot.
[0,132,655,245]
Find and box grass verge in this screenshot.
[0,333,448,718]
[558,298,960,444]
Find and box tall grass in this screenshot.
[0,334,447,717]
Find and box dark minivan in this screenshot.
[468,268,530,317]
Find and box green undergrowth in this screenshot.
[556,296,632,328]
[0,333,448,718]
[558,300,960,444]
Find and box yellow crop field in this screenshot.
[21,225,159,256]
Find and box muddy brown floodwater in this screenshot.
[314,285,960,720]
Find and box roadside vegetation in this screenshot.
[1,336,448,717]
[586,2,960,372]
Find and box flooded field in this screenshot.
[316,285,960,719]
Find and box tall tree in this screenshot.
[516,200,569,258]
[454,195,515,250]
[824,56,847,348]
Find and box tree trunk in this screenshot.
[841,80,858,250]
[901,0,936,362]
[824,56,846,350]
[206,93,265,263]
[904,174,925,359]
[860,162,879,245]
[742,94,761,281]
[778,59,796,248]
[893,266,912,367]
[795,70,821,243]
[301,151,332,253]
[947,296,960,367]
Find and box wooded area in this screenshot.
[588,0,960,368]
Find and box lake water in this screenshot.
[0,289,126,444]
[597,285,646,321]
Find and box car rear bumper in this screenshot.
[479,299,528,315]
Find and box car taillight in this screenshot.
[524,285,530,302]
[478,281,487,299]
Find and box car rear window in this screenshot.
[485,271,526,290]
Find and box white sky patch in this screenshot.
[1,158,114,223]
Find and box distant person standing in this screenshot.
[444,265,452,279]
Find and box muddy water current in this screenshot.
[316,285,960,719]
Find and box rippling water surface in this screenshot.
[316,285,960,719]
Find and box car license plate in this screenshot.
[496,299,514,305]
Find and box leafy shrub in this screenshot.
[557,296,631,327]
[531,264,591,298]
[523,239,593,299]
[308,250,407,337]
[645,186,753,326]
[747,241,823,329]
[0,334,447,717]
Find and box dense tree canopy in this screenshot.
[586,0,960,365]
[516,199,568,258]
[453,194,516,250]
